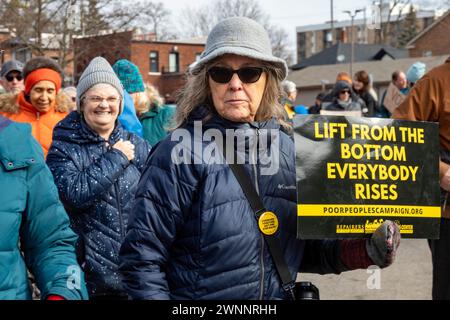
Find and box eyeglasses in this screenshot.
[85,95,120,104]
[5,74,23,82]
[339,90,350,95]
[207,66,264,84]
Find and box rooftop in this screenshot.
[291,43,408,70]
[287,54,448,88]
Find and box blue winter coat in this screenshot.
[118,91,143,137]
[46,111,151,297]
[119,106,345,300]
[0,116,88,300]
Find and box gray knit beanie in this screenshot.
[76,56,124,113]
[189,17,288,80]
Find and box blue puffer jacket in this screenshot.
[119,106,345,300]
[0,116,88,300]
[46,111,151,297]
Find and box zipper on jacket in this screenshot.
[110,137,125,240]
[114,183,126,240]
[253,128,265,300]
[106,141,126,240]
[36,112,40,144]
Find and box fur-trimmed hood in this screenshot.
[0,91,70,114]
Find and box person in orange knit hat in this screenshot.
[0,57,70,157]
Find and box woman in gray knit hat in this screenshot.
[119,17,400,300]
[46,57,151,300]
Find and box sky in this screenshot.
[159,0,380,62]
[155,0,444,63]
[162,0,375,41]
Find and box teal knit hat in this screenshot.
[112,59,145,93]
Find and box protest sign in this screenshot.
[383,82,406,113]
[294,115,440,239]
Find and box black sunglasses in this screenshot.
[207,66,264,84]
[5,74,23,82]
[339,90,350,94]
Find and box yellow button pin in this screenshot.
[258,211,279,235]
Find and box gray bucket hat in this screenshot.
[189,17,288,80]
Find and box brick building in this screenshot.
[74,31,205,103]
[296,5,442,64]
[0,31,74,83]
[406,11,450,57]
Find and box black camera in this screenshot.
[294,281,320,300]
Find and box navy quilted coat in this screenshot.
[119,107,345,300]
[46,111,150,297]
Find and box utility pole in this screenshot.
[379,0,384,44]
[343,9,363,76]
[363,7,367,43]
[330,0,334,45]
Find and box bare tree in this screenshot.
[177,6,216,38]
[397,5,419,47]
[269,25,294,66]
[215,0,268,23]
[125,1,177,41]
[0,0,156,81]
[0,0,64,54]
[377,0,411,44]
[138,2,169,40]
[175,0,293,65]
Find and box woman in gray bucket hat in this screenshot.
[119,17,400,300]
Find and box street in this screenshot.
[297,239,432,299]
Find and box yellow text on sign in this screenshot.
[297,204,441,218]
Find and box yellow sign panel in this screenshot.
[298,204,441,218]
[258,211,279,236]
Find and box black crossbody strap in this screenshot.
[223,147,295,299]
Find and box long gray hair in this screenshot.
[174,59,289,130]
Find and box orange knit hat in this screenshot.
[336,72,353,85]
[24,68,62,95]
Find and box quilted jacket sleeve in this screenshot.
[119,141,197,300]
[299,240,347,274]
[47,140,131,209]
[21,139,88,300]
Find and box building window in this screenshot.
[423,17,433,29]
[169,52,179,73]
[311,33,316,54]
[196,53,202,61]
[13,48,32,63]
[149,51,159,72]
[298,33,307,61]
[323,30,332,48]
[336,28,343,42]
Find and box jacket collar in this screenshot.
[0,91,70,115]
[0,116,38,169]
[140,106,161,119]
[185,105,281,133]
[53,111,123,144]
